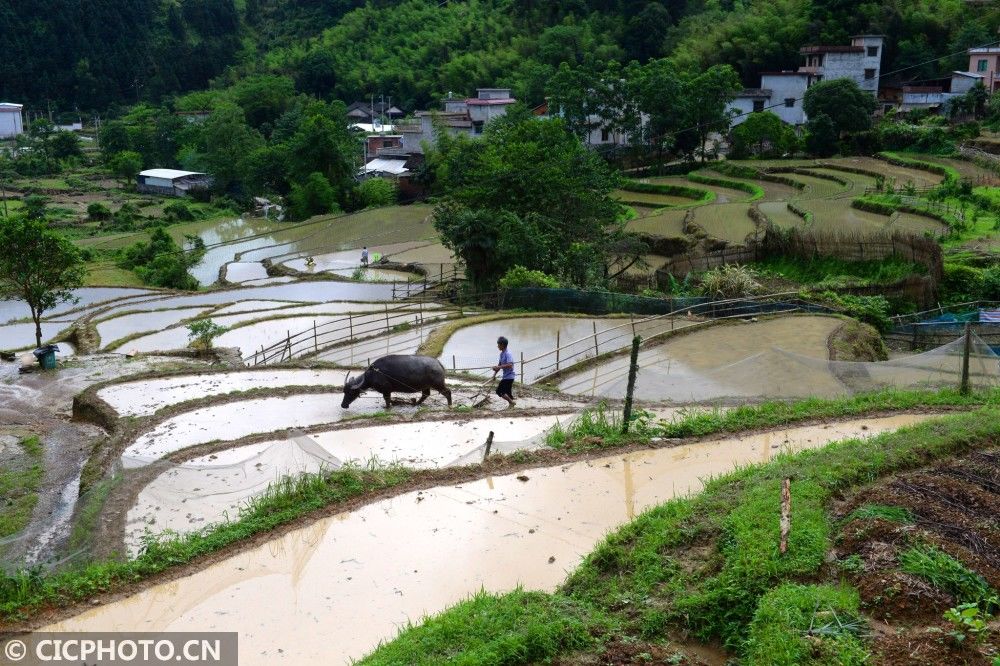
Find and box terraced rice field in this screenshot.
[614,190,701,207]
[650,176,752,203]
[691,202,759,244]
[625,208,688,237]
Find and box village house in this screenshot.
[0,103,24,139]
[729,35,884,126]
[531,100,643,148]
[968,47,1000,93]
[346,101,405,124]
[136,169,212,197]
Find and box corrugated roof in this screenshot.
[0,103,23,110]
[139,169,207,180]
[363,158,408,176]
[800,45,864,54]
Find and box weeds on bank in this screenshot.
[899,545,999,611]
[0,463,411,621]
[0,436,44,538]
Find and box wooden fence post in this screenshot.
[622,336,641,434]
[556,329,561,371]
[313,321,318,353]
[961,321,972,395]
[520,352,525,385]
[452,354,456,371]
[384,303,390,332]
[592,321,599,358]
[483,431,494,462]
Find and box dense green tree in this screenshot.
[430,111,640,290]
[108,151,143,187]
[678,65,742,157]
[357,178,398,208]
[731,112,799,158]
[0,215,85,347]
[803,79,876,135]
[805,113,839,157]
[624,3,672,62]
[49,131,82,160]
[289,172,338,220]
[201,104,264,192]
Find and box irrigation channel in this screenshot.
[41,415,936,664]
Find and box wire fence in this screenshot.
[247,301,460,366]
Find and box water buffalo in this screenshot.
[341,355,452,408]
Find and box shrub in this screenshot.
[498,265,561,290]
[86,202,111,221]
[163,202,196,222]
[941,262,985,303]
[357,177,398,208]
[620,180,712,203]
[289,172,338,220]
[813,291,891,332]
[186,320,228,350]
[697,264,761,298]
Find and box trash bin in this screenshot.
[32,344,59,370]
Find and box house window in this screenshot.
[382,139,394,148]
[473,121,484,134]
[978,59,989,72]
[601,127,610,142]
[865,68,876,80]
[753,100,765,112]
[784,98,795,108]
[867,46,878,57]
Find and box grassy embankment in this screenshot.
[2,387,999,628]
[362,400,1000,665]
[0,436,43,538]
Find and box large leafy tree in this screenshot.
[0,216,84,348]
[731,112,799,158]
[802,79,877,135]
[431,109,640,290]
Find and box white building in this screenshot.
[0,103,24,139]
[136,169,212,197]
[729,35,884,127]
[898,71,987,113]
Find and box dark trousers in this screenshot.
[496,378,515,398]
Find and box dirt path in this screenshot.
[41,414,934,664]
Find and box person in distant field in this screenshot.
[492,336,516,408]
[361,246,369,266]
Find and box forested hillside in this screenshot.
[2,0,999,111]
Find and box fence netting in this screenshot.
[560,331,1000,403]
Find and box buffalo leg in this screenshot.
[440,387,452,406]
[415,389,431,405]
[382,392,392,408]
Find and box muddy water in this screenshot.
[185,217,292,286]
[281,241,430,273]
[210,300,305,316]
[0,288,155,326]
[98,369,360,417]
[439,316,689,383]
[560,316,843,401]
[439,318,620,377]
[316,320,444,366]
[96,308,209,349]
[121,393,382,466]
[125,415,566,551]
[222,262,269,283]
[0,321,75,351]
[48,414,935,664]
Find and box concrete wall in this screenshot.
[851,36,884,93]
[968,51,1000,91]
[761,75,808,124]
[0,110,23,139]
[728,98,760,127]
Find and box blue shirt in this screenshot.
[498,349,515,380]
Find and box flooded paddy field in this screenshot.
[95,308,210,349]
[280,241,430,273]
[124,414,569,551]
[614,190,701,207]
[559,315,844,401]
[625,208,688,237]
[97,369,360,417]
[221,262,270,283]
[691,202,757,244]
[48,414,935,664]
[758,201,809,229]
[121,393,384,466]
[0,321,76,352]
[649,176,753,203]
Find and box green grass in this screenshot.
[0,463,411,621]
[687,172,765,201]
[844,504,915,524]
[369,407,1000,664]
[754,254,926,288]
[360,589,606,666]
[899,545,998,610]
[0,436,44,538]
[744,583,868,666]
[878,151,961,184]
